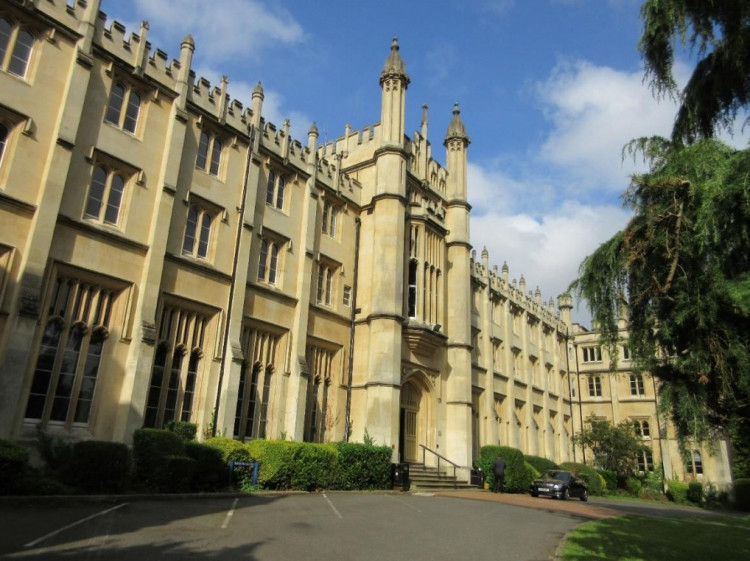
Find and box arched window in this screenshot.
[105,82,142,133]
[196,131,222,176]
[0,19,34,78]
[182,205,213,259]
[85,166,126,226]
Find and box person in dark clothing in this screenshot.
[492,454,506,493]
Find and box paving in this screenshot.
[0,489,728,560]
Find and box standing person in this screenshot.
[492,454,506,493]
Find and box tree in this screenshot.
[571,137,750,475]
[639,0,750,144]
[573,415,649,479]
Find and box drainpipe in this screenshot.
[564,337,576,463]
[213,125,256,436]
[572,342,586,464]
[344,216,362,442]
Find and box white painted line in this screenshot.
[322,493,343,519]
[24,502,128,548]
[221,498,239,529]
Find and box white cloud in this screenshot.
[535,59,680,190]
[470,199,631,321]
[133,0,304,62]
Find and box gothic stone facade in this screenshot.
[0,0,730,485]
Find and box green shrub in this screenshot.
[330,442,391,490]
[625,476,642,496]
[132,428,185,491]
[0,439,29,495]
[666,480,690,504]
[163,455,197,493]
[185,442,228,492]
[525,455,558,474]
[290,443,337,491]
[525,462,540,480]
[58,440,131,494]
[477,446,530,493]
[687,481,703,505]
[559,462,605,496]
[639,467,665,499]
[733,479,750,511]
[246,439,296,489]
[165,421,197,442]
[596,469,617,492]
[202,437,257,489]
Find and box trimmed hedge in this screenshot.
[185,442,228,492]
[330,442,391,490]
[477,446,531,493]
[666,480,689,504]
[132,428,187,492]
[58,440,132,494]
[0,439,29,495]
[734,479,750,511]
[165,421,198,442]
[525,455,558,474]
[687,481,703,505]
[559,462,605,496]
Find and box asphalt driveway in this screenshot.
[0,492,584,560]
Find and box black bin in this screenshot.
[470,468,484,488]
[391,463,410,491]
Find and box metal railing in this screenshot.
[419,444,458,480]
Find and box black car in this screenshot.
[529,470,588,501]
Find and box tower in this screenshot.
[443,103,474,468]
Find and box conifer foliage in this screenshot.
[639,0,750,144]
[571,138,750,475]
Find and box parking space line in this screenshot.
[221,498,239,529]
[23,502,128,548]
[322,493,343,519]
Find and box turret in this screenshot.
[250,81,264,130]
[379,37,409,145]
[444,103,470,201]
[175,35,195,111]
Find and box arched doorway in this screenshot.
[399,382,421,463]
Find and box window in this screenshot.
[407,259,418,318]
[24,272,123,427]
[322,200,339,237]
[265,170,286,210]
[343,285,352,307]
[588,375,602,397]
[630,373,645,396]
[257,237,282,285]
[0,121,8,166]
[633,419,650,438]
[182,205,214,259]
[637,449,654,472]
[581,346,602,363]
[0,18,34,78]
[316,263,336,306]
[304,346,335,443]
[686,450,703,475]
[84,166,127,226]
[196,131,222,176]
[105,81,142,134]
[144,304,213,428]
[234,326,280,440]
[622,345,631,360]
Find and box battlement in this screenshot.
[32,0,85,33]
[471,250,565,329]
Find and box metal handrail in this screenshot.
[418,444,458,480]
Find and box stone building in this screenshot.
[0,0,730,486]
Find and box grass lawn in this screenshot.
[560,514,750,561]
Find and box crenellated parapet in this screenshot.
[32,0,86,34]
[470,249,568,332]
[93,13,178,93]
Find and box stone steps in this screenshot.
[401,464,480,491]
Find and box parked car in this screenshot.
[529,470,588,501]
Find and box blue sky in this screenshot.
[104,0,748,325]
